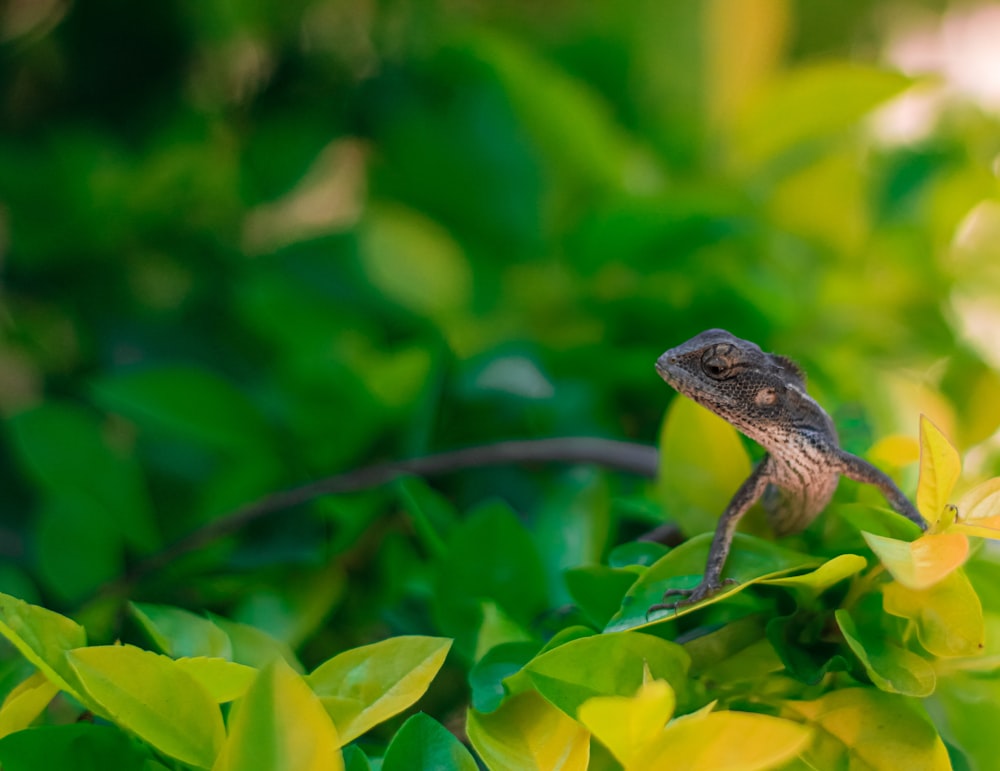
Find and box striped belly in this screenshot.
[763,446,840,535]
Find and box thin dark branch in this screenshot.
[106,437,658,596]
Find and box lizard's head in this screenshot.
[655,329,817,444]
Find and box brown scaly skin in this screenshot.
[648,329,927,613]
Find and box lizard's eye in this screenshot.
[701,354,729,379]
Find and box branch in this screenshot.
[110,437,659,593]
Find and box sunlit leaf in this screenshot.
[916,415,961,528]
[0,592,87,701]
[882,570,984,658]
[0,671,59,739]
[761,554,867,597]
[307,636,451,745]
[467,690,590,771]
[867,434,920,469]
[862,531,968,590]
[213,659,342,771]
[835,609,935,697]
[577,677,675,768]
[657,396,752,536]
[733,63,911,170]
[173,658,257,703]
[952,477,1000,538]
[785,687,950,769]
[359,204,471,319]
[381,713,478,771]
[609,533,822,629]
[130,603,233,660]
[522,632,689,718]
[632,709,811,771]
[67,645,224,769]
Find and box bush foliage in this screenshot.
[2,1,1000,769]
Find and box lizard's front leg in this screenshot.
[832,449,928,531]
[649,460,772,614]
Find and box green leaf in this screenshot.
[382,713,478,771]
[173,658,257,703]
[0,724,157,771]
[433,501,548,658]
[785,687,950,770]
[767,608,849,685]
[67,644,224,769]
[307,635,452,745]
[835,609,935,697]
[564,566,639,629]
[91,366,270,454]
[7,403,158,553]
[34,496,122,601]
[207,614,303,672]
[0,671,59,739]
[522,631,689,718]
[933,672,1000,770]
[467,690,590,771]
[0,592,87,701]
[834,503,924,541]
[130,602,233,659]
[214,658,342,771]
[342,745,372,771]
[469,641,540,713]
[882,570,985,658]
[607,541,669,569]
[608,533,823,629]
[685,615,784,686]
[657,396,752,536]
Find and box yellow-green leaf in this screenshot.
[213,659,343,771]
[0,671,59,739]
[952,477,1000,539]
[761,554,867,597]
[916,415,961,527]
[868,434,920,469]
[67,644,224,769]
[577,678,675,768]
[882,570,985,658]
[631,709,811,771]
[467,690,590,771]
[785,687,950,770]
[862,531,968,590]
[307,636,451,745]
[174,657,257,703]
[657,396,752,536]
[0,592,87,701]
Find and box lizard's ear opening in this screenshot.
[772,354,806,384]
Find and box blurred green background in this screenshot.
[2,0,1000,661]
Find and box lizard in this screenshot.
[648,328,928,613]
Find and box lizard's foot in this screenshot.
[646,578,738,616]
